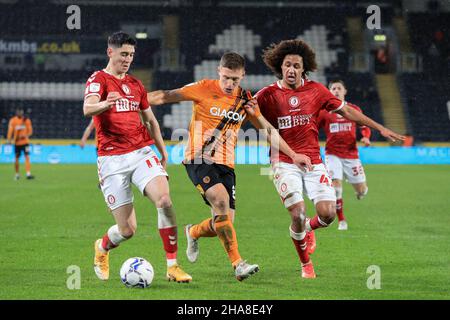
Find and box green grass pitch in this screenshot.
[0,164,449,300]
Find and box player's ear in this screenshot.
[106,47,113,58]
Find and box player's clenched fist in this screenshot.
[292,153,313,172]
[106,91,121,107]
[243,98,258,116]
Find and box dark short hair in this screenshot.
[328,79,346,89]
[262,39,317,79]
[108,31,137,48]
[220,52,245,70]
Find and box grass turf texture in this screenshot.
[0,164,449,300]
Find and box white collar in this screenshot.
[277,78,305,89]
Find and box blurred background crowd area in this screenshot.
[0,0,449,144]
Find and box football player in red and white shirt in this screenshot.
[318,79,372,231]
[83,32,191,283]
[256,40,404,278]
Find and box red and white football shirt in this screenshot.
[318,102,371,159]
[256,79,345,165]
[84,69,154,156]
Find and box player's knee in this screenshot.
[156,194,172,209]
[317,205,336,225]
[213,214,230,223]
[210,196,229,214]
[288,203,306,226]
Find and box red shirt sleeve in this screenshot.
[317,109,327,129]
[317,83,345,113]
[139,81,150,111]
[360,126,372,139]
[255,88,269,113]
[84,71,106,100]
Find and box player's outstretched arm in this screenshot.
[337,104,405,142]
[83,92,121,117]
[141,108,168,169]
[147,89,185,106]
[244,99,312,171]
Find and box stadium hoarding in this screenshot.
[1,145,450,165]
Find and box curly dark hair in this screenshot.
[262,39,318,79]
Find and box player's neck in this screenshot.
[280,78,304,90]
[104,64,126,79]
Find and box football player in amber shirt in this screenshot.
[7,108,34,180]
[318,79,372,231]
[148,52,311,281]
[257,40,404,278]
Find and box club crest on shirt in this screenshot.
[289,96,300,108]
[121,84,130,95]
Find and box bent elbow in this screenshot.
[83,105,92,117]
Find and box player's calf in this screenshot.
[356,186,368,200]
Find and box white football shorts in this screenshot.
[97,145,168,210]
[272,162,336,208]
[325,154,366,184]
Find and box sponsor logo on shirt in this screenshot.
[14,125,26,130]
[278,116,292,129]
[329,122,352,133]
[210,107,246,122]
[115,98,140,112]
[277,114,313,129]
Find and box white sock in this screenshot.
[167,259,177,267]
[98,240,107,253]
[289,226,306,241]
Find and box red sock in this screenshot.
[336,198,345,221]
[291,237,310,265]
[159,227,178,260]
[308,215,328,230]
[101,234,118,251]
